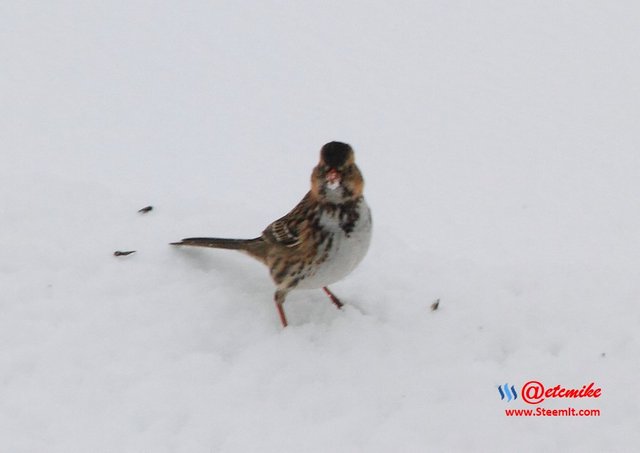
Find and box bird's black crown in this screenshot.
[321,141,352,168]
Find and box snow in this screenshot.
[2,1,640,451]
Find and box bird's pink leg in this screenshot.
[322,286,344,309]
[276,304,288,327]
[274,290,289,327]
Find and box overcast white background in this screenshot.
[2,1,639,451]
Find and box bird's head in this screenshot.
[311,141,364,202]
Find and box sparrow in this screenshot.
[171,141,372,327]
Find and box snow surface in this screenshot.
[2,1,640,451]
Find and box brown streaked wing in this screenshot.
[262,192,312,248]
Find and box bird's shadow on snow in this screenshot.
[168,247,376,329]
[169,246,268,289]
[282,289,371,329]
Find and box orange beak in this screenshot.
[326,169,341,189]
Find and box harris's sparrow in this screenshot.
[172,141,372,327]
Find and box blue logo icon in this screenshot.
[498,384,518,401]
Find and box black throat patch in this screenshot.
[317,198,362,236]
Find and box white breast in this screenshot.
[295,199,372,290]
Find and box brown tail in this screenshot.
[171,237,267,262]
